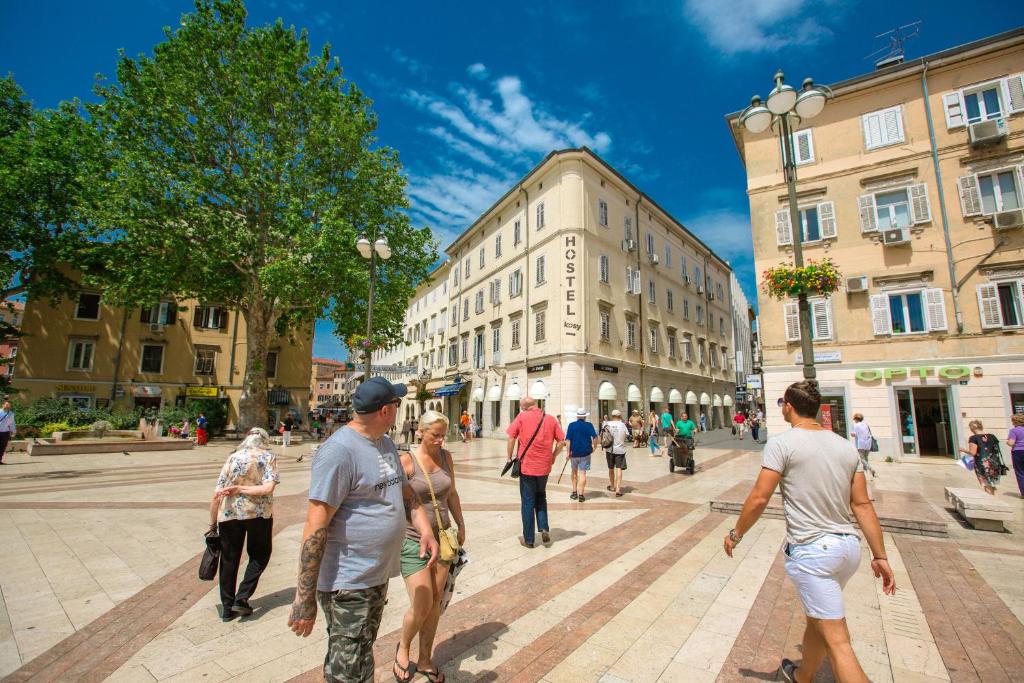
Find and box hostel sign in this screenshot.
[854,365,970,382]
[563,235,578,336]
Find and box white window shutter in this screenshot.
[884,106,904,144]
[862,112,882,150]
[633,269,641,295]
[977,284,1003,329]
[1004,74,1024,114]
[870,294,892,336]
[793,129,814,164]
[923,288,948,331]
[858,194,877,232]
[812,298,833,340]
[783,302,800,342]
[775,209,793,245]
[909,184,931,224]
[943,92,965,128]
[957,175,982,217]
[818,201,837,239]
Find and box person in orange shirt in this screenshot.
[459,410,470,442]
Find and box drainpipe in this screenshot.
[228,307,240,385]
[921,60,964,333]
[520,184,531,405]
[109,308,129,404]
[635,196,646,417]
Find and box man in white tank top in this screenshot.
[722,380,896,683]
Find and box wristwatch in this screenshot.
[728,528,742,544]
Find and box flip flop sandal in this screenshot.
[393,644,416,683]
[419,669,446,683]
[606,485,614,491]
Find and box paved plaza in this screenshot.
[0,430,1022,682]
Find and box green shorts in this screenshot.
[400,536,452,577]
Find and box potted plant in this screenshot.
[762,258,841,300]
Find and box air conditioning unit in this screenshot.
[707,291,715,301]
[149,323,165,333]
[993,208,1024,231]
[968,118,1008,147]
[621,239,637,252]
[846,276,869,293]
[881,227,910,246]
[696,285,705,294]
[683,275,691,285]
[648,253,660,265]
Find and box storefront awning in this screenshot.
[669,389,683,404]
[650,386,664,402]
[627,384,641,402]
[505,382,522,400]
[487,384,502,401]
[685,391,698,404]
[700,392,711,406]
[470,387,485,403]
[598,381,617,400]
[433,382,465,397]
[713,394,723,407]
[723,395,734,406]
[530,380,547,400]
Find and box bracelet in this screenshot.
[872,556,888,561]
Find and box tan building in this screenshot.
[311,357,345,409]
[1,301,25,381]
[14,287,312,428]
[728,28,1024,457]
[376,148,736,437]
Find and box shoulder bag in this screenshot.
[599,424,615,450]
[868,425,879,452]
[511,411,547,478]
[198,527,220,581]
[412,450,460,563]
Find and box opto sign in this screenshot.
[854,366,970,382]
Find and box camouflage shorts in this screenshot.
[317,583,388,683]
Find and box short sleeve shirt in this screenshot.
[565,420,597,456]
[762,428,863,545]
[601,420,630,455]
[674,419,697,437]
[507,409,565,476]
[660,413,674,430]
[215,447,280,522]
[1010,426,1024,452]
[308,426,408,591]
[734,413,746,424]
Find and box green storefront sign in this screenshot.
[854,365,970,382]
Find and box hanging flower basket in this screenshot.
[344,333,389,354]
[762,259,841,300]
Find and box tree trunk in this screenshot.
[237,301,275,432]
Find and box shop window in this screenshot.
[491,401,501,428]
[74,293,101,320]
[67,339,95,371]
[140,344,165,374]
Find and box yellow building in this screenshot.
[376,147,736,436]
[728,28,1024,457]
[14,286,312,429]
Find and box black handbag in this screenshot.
[198,528,220,581]
[506,411,547,479]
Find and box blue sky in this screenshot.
[3,1,1020,361]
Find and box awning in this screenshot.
[133,385,161,397]
[598,381,617,400]
[627,384,641,402]
[669,389,683,404]
[433,382,465,397]
[700,392,711,405]
[713,394,723,407]
[685,391,698,404]
[471,387,485,403]
[505,382,522,400]
[723,395,734,406]
[650,386,664,402]
[487,384,502,401]
[530,380,547,399]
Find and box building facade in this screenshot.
[0,301,24,381]
[13,288,312,428]
[375,148,736,437]
[728,29,1024,458]
[311,357,345,409]
[730,274,755,412]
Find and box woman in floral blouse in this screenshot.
[210,427,280,621]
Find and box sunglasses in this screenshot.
[777,397,786,407]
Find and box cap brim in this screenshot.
[393,383,408,398]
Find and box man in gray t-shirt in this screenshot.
[721,380,895,683]
[288,377,437,683]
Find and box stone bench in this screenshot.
[945,487,1013,532]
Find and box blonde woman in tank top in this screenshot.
[393,411,465,683]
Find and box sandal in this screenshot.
[394,644,416,683]
[419,669,446,683]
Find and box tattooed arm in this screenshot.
[287,500,336,637]
[403,482,439,567]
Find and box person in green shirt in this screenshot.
[674,413,698,448]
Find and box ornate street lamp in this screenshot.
[355,234,391,381]
[739,72,833,380]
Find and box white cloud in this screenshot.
[682,208,758,303]
[467,63,488,79]
[389,47,426,77]
[684,0,834,54]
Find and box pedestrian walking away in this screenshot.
[602,410,630,497]
[659,407,674,453]
[958,419,1004,496]
[750,414,761,443]
[406,417,418,445]
[210,427,280,621]
[849,414,877,479]
[287,377,438,683]
[281,414,294,449]
[700,413,708,432]
[724,380,896,683]
[195,412,209,446]
[565,408,598,502]
[402,418,413,445]
[506,397,565,548]
[395,411,466,683]
[1008,413,1024,496]
[733,411,747,440]
[0,400,15,464]
[459,410,470,442]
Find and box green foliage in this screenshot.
[84,0,436,429]
[762,259,842,300]
[90,420,113,434]
[40,421,91,437]
[12,397,142,433]
[188,398,228,435]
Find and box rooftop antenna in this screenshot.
[866,21,921,70]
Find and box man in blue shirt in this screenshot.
[564,409,598,502]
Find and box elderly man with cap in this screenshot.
[564,408,598,502]
[602,410,630,497]
[288,377,439,683]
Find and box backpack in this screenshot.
[600,424,615,450]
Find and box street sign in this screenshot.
[746,376,762,389]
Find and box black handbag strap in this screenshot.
[518,410,547,460]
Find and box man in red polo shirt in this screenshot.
[506,397,565,548]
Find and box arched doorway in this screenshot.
[649,386,664,415]
[506,382,523,421]
[668,388,683,419]
[530,380,547,411]
[626,383,642,420]
[597,381,617,422]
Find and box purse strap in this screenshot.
[518,410,547,460]
[411,449,446,531]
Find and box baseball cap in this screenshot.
[576,408,589,417]
[611,409,622,417]
[352,377,408,414]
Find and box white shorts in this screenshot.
[784,533,860,620]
